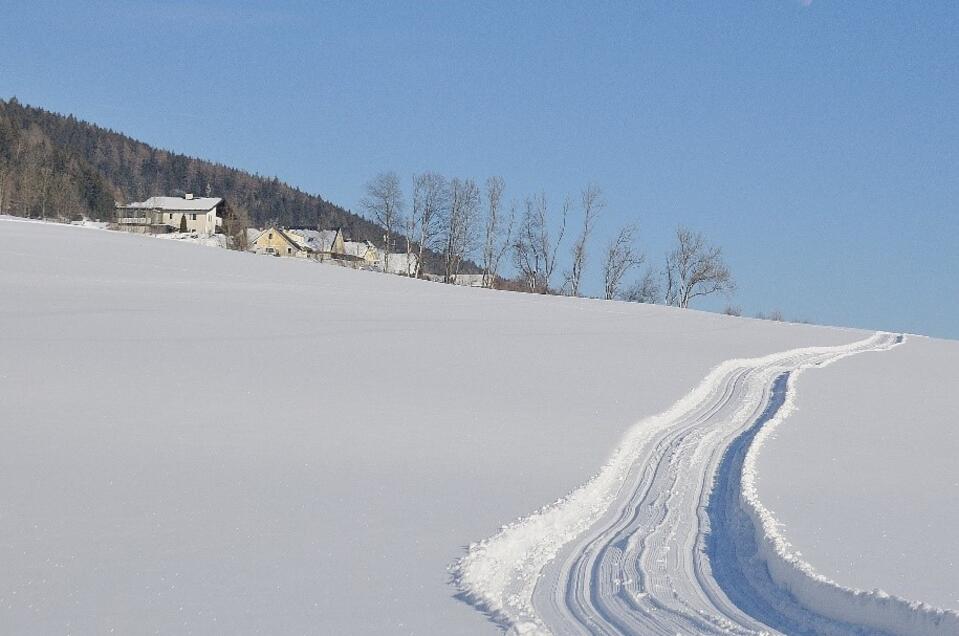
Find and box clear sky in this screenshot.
[2,1,956,338]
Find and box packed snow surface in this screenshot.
[755,336,959,612]
[1,218,946,634]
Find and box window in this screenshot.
[287,247,292,254]
[269,232,273,239]
[191,214,196,220]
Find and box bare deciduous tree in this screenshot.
[481,176,514,288]
[511,199,542,292]
[411,172,449,279]
[444,178,481,282]
[603,224,644,300]
[222,201,251,251]
[512,193,568,293]
[625,266,661,304]
[403,208,417,276]
[664,226,735,308]
[361,171,404,272]
[565,184,604,297]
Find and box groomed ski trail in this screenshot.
[451,332,955,635]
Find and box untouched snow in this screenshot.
[755,336,959,613]
[0,218,881,634]
[154,231,228,248]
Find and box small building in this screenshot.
[286,228,347,259]
[250,226,308,257]
[344,240,381,268]
[116,194,223,237]
[342,242,418,274]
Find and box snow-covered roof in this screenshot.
[121,196,222,212]
[250,226,302,251]
[343,240,378,259]
[287,228,341,253]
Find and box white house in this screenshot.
[286,228,346,258]
[116,194,223,237]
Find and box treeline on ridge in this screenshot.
[0,97,454,273]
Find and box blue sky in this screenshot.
[2,1,957,338]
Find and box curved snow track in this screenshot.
[452,332,958,635]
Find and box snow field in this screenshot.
[1,218,914,634]
[746,336,959,635]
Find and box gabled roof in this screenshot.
[343,240,378,259]
[120,196,223,212]
[251,226,303,252]
[287,228,344,253]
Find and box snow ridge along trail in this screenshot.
[450,332,944,635]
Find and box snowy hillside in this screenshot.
[1,218,951,635]
[755,336,959,612]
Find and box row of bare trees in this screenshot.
[362,171,516,284]
[360,171,735,309]
[603,225,735,308]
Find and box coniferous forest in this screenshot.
[0,97,393,246]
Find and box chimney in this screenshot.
[185,193,194,200]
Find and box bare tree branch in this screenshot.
[664,225,735,308]
[565,184,604,297]
[412,172,448,278]
[360,171,404,272]
[625,266,661,304]
[512,192,567,293]
[444,177,481,282]
[481,176,513,288]
[603,224,644,300]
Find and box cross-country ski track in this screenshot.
[452,332,959,635]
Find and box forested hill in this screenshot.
[0,97,394,247]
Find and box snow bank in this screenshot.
[740,337,959,636]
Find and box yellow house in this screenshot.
[324,229,347,257]
[250,226,307,257]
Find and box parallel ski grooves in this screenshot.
[452,333,947,636]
